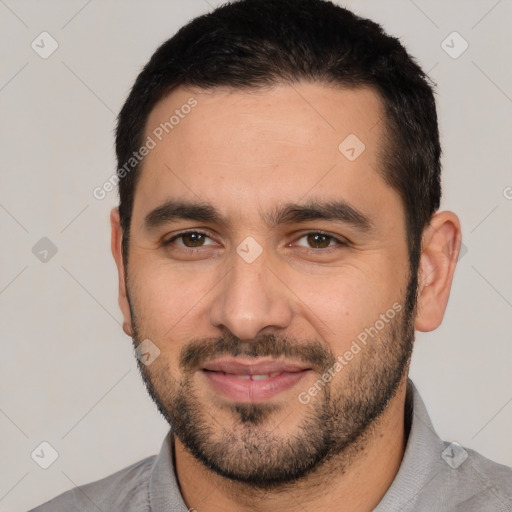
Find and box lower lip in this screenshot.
[201,370,310,403]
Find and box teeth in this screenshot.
[225,372,282,380]
[252,374,270,380]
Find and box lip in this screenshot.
[200,357,311,403]
[203,357,310,375]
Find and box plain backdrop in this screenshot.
[0,1,511,510]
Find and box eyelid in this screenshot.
[164,229,218,247]
[163,229,348,251]
[291,230,348,249]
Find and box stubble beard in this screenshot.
[128,276,417,489]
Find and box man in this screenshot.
[31,0,512,510]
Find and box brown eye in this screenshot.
[306,233,333,249]
[295,232,343,249]
[180,232,207,247]
[164,231,216,249]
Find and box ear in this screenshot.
[415,211,462,332]
[110,208,133,337]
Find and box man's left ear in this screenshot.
[415,211,462,332]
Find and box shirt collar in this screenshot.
[374,378,446,511]
[149,429,188,511]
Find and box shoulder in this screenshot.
[380,380,512,512]
[28,455,156,512]
[452,445,512,511]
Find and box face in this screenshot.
[119,83,416,487]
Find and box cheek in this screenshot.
[129,260,218,341]
[287,261,404,352]
[129,243,408,357]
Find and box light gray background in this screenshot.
[0,1,511,510]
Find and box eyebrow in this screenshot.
[143,198,374,233]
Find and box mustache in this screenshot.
[179,332,335,373]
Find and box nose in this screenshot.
[208,248,293,341]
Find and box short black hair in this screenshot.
[116,0,441,292]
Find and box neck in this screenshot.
[174,377,408,512]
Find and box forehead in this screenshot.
[145,82,385,160]
[133,82,400,230]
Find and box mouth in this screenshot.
[200,358,312,403]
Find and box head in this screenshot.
[111,0,461,488]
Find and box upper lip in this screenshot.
[202,358,310,375]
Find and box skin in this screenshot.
[111,82,461,511]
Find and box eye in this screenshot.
[164,231,216,249]
[294,232,346,250]
[162,230,347,253]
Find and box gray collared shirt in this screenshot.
[29,379,512,511]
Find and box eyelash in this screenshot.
[162,230,347,253]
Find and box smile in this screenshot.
[200,358,311,402]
